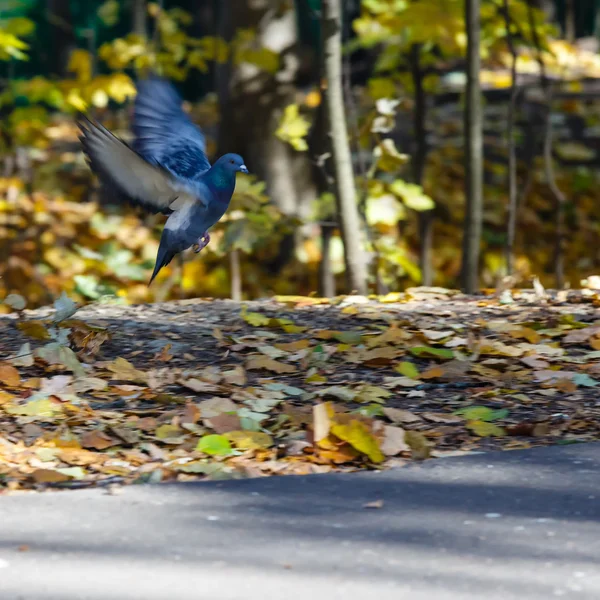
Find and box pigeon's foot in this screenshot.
[192,232,210,254]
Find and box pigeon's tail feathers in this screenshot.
[149,229,180,285]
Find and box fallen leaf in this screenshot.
[404,431,431,459]
[10,343,34,367]
[380,425,409,456]
[104,357,147,383]
[17,320,51,340]
[0,364,21,387]
[197,397,238,418]
[225,430,274,450]
[182,403,200,424]
[81,430,120,450]
[5,397,62,417]
[313,403,331,442]
[467,421,506,437]
[196,434,233,456]
[422,412,463,424]
[222,366,247,386]
[204,413,242,433]
[409,346,454,359]
[31,469,71,484]
[331,420,384,463]
[395,361,419,378]
[382,407,423,424]
[246,356,297,374]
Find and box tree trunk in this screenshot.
[46,0,76,77]
[409,44,433,286]
[461,0,484,294]
[132,0,147,38]
[321,0,368,295]
[318,225,336,297]
[503,0,518,276]
[527,0,567,289]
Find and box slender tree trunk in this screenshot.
[46,0,76,77]
[527,0,567,289]
[230,249,242,301]
[565,0,576,43]
[461,0,484,294]
[132,0,147,38]
[503,0,519,276]
[318,225,336,297]
[409,44,432,286]
[321,0,368,295]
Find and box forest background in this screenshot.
[1,0,600,310]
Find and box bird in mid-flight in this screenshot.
[78,77,248,284]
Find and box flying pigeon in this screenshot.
[78,77,248,284]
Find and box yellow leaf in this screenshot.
[68,49,92,82]
[276,104,310,152]
[225,430,273,450]
[5,397,61,417]
[331,420,384,463]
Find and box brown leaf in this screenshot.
[181,402,200,425]
[204,413,241,433]
[81,430,120,450]
[422,412,463,424]
[179,378,222,393]
[382,407,423,424]
[17,320,51,340]
[154,343,174,362]
[56,448,101,466]
[197,397,238,418]
[0,363,21,387]
[31,469,70,484]
[104,357,147,383]
[222,366,247,386]
[420,366,445,380]
[246,356,297,374]
[109,426,140,445]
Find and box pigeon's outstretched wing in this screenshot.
[78,116,196,215]
[132,77,211,181]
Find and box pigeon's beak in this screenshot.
[239,164,249,174]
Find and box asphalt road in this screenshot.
[1,443,599,600]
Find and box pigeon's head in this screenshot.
[219,153,249,174]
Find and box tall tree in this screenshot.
[321,0,368,295]
[461,0,484,294]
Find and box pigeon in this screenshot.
[78,77,248,284]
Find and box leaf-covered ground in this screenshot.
[1,287,600,492]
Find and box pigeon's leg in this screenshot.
[192,232,210,254]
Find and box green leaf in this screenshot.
[196,434,233,456]
[467,421,506,437]
[455,406,509,422]
[395,361,420,379]
[409,346,454,359]
[572,374,598,387]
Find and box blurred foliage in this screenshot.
[1,1,600,311]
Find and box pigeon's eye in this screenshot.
[230,159,235,164]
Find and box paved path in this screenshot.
[1,443,599,600]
